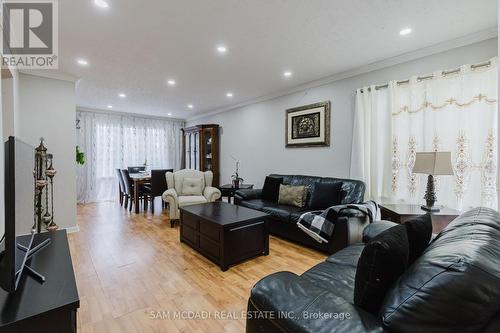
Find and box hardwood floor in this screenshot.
[70,201,325,332]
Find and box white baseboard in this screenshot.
[65,225,80,233]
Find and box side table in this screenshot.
[219,184,254,204]
[380,203,460,233]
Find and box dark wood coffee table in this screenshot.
[179,202,269,271]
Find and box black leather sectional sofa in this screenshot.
[246,207,500,333]
[234,174,366,254]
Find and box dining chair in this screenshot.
[128,166,146,174]
[120,169,147,212]
[146,169,173,213]
[116,169,126,206]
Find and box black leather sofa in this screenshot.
[246,207,500,333]
[234,174,366,254]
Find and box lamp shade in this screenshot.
[413,152,454,176]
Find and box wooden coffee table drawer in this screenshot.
[181,224,199,247]
[200,222,220,242]
[225,220,266,262]
[200,236,220,259]
[182,212,199,230]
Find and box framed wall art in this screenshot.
[285,101,331,148]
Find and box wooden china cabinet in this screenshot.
[181,124,220,186]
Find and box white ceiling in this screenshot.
[59,0,497,119]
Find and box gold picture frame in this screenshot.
[285,101,331,148]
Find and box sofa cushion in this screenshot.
[354,225,409,314]
[286,175,319,207]
[381,207,500,333]
[261,176,283,202]
[326,242,365,266]
[290,211,304,224]
[249,271,384,333]
[178,195,207,207]
[238,199,265,210]
[362,220,399,243]
[309,181,343,209]
[261,203,304,222]
[338,179,365,204]
[404,213,432,265]
[302,244,364,301]
[278,184,308,208]
[269,174,365,207]
[181,177,204,196]
[171,169,207,194]
[261,206,291,222]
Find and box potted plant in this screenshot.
[76,146,85,165]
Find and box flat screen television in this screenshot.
[0,136,48,293]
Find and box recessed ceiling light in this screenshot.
[118,93,126,98]
[187,104,194,109]
[77,59,88,66]
[167,79,176,86]
[107,105,113,109]
[399,28,412,36]
[167,113,172,116]
[94,0,109,8]
[217,45,227,54]
[283,71,293,78]
[226,92,233,98]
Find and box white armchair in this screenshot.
[162,169,221,225]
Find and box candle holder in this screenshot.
[45,155,58,231]
[34,138,58,232]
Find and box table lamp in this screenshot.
[413,152,454,212]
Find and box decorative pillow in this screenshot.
[181,177,204,196]
[278,184,308,208]
[261,176,283,202]
[404,213,432,265]
[354,225,409,314]
[309,181,343,209]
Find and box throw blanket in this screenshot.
[297,201,380,244]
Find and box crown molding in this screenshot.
[187,27,498,122]
[19,69,79,83]
[77,106,186,123]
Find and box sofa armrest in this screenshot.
[362,220,398,243]
[325,214,369,253]
[162,188,179,220]
[314,207,370,254]
[335,208,367,218]
[162,188,178,202]
[234,189,262,203]
[247,271,384,333]
[204,186,221,202]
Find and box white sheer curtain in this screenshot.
[76,110,184,203]
[351,58,498,211]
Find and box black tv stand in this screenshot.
[16,235,51,283]
[0,230,79,333]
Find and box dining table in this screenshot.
[129,172,151,213]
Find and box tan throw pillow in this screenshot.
[278,184,308,208]
[182,177,204,196]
